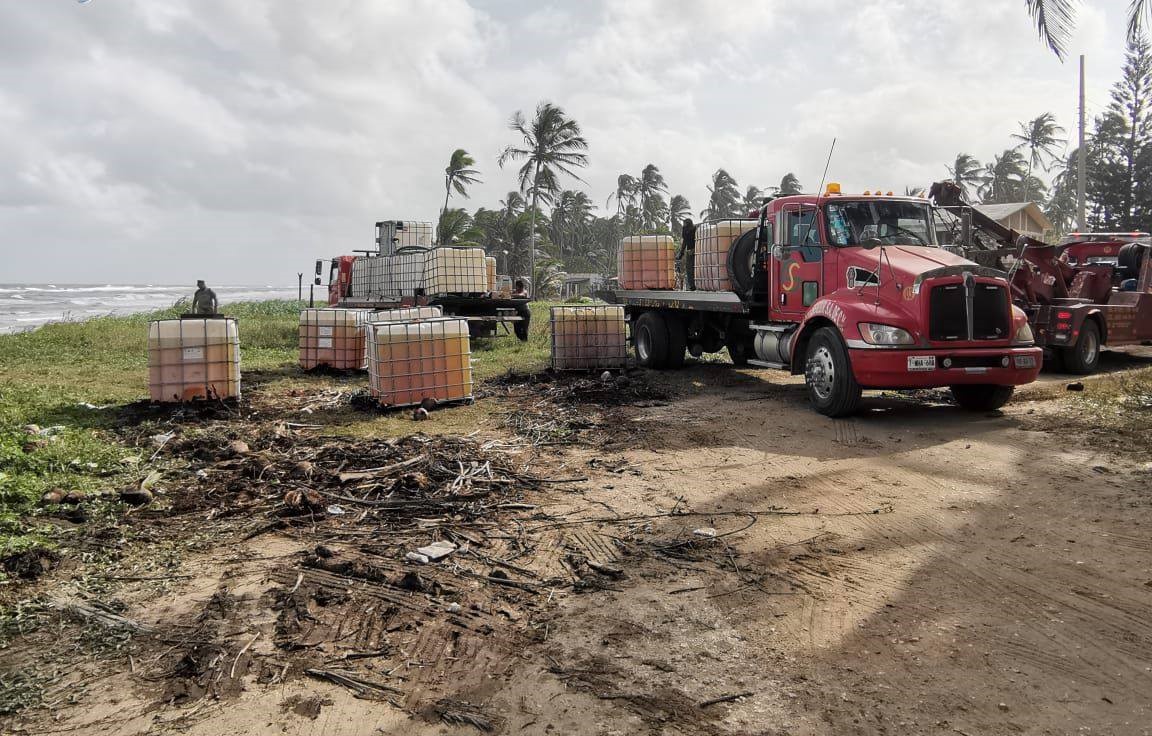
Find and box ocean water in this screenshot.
[0,284,302,334]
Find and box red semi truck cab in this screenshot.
[605,184,1042,416]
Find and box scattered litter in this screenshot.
[405,552,430,564]
[446,602,462,614]
[600,371,612,382]
[326,504,347,516]
[1066,381,1085,392]
[415,540,457,561]
[693,528,717,538]
[150,431,176,448]
[412,407,430,421]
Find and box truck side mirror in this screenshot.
[314,259,323,276]
[314,277,321,285]
[861,237,882,250]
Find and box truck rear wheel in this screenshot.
[949,384,1014,411]
[726,334,752,366]
[634,312,670,368]
[804,327,862,417]
[1059,319,1100,374]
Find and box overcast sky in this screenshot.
[0,0,1135,284]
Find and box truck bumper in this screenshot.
[848,346,1043,389]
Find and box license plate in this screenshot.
[907,356,936,371]
[1014,355,1037,369]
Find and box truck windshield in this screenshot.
[825,200,936,247]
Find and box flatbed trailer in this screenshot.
[338,294,531,340]
[604,184,1042,417]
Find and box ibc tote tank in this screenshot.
[695,220,757,291]
[423,247,488,295]
[617,235,676,289]
[550,305,627,370]
[148,317,241,402]
[299,308,371,370]
[485,256,497,292]
[365,318,473,408]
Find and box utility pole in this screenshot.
[1077,54,1087,231]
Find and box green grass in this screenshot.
[0,299,557,560]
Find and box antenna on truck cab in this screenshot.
[798,138,837,248]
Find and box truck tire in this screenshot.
[1060,319,1100,374]
[665,315,687,368]
[727,230,758,296]
[726,333,752,366]
[634,312,670,368]
[804,327,862,417]
[949,384,1015,411]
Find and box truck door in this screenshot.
[770,204,826,321]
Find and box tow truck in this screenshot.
[602,184,1042,417]
[931,182,1152,373]
[322,220,530,341]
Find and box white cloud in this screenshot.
[0,0,1139,283]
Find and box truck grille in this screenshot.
[928,281,1009,341]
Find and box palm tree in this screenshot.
[979,150,1029,203]
[1027,1,1149,59]
[1011,112,1066,201]
[778,172,803,195]
[637,164,669,231]
[442,149,481,217]
[436,208,480,247]
[607,174,638,216]
[669,194,691,235]
[946,153,984,199]
[498,102,589,288]
[742,185,765,213]
[701,169,742,219]
[549,190,596,259]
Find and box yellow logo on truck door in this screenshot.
[781,261,801,291]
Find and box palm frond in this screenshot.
[1027,0,1077,60]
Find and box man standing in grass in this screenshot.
[192,280,218,315]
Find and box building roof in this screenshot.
[973,202,1053,232]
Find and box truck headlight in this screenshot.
[1012,322,1035,345]
[858,323,915,345]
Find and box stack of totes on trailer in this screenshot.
[485,256,497,292]
[388,249,429,298]
[298,308,372,370]
[423,247,489,296]
[550,305,628,370]
[376,221,435,256]
[365,318,473,408]
[618,235,676,289]
[695,220,757,291]
[148,317,241,402]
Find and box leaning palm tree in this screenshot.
[742,185,765,213]
[442,149,482,217]
[636,164,669,231]
[1011,112,1066,201]
[701,169,742,219]
[498,102,589,288]
[606,174,638,216]
[946,153,984,199]
[1028,1,1150,59]
[980,150,1029,203]
[778,172,803,195]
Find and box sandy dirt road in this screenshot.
[15,354,1152,736]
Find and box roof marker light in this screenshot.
[825,182,841,195]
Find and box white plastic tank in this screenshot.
[365,318,473,407]
[618,235,676,289]
[148,317,240,402]
[485,256,497,292]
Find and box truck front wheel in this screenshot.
[634,312,670,368]
[1059,319,1100,374]
[949,384,1014,411]
[804,327,862,417]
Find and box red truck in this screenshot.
[604,184,1042,417]
[931,183,1152,374]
